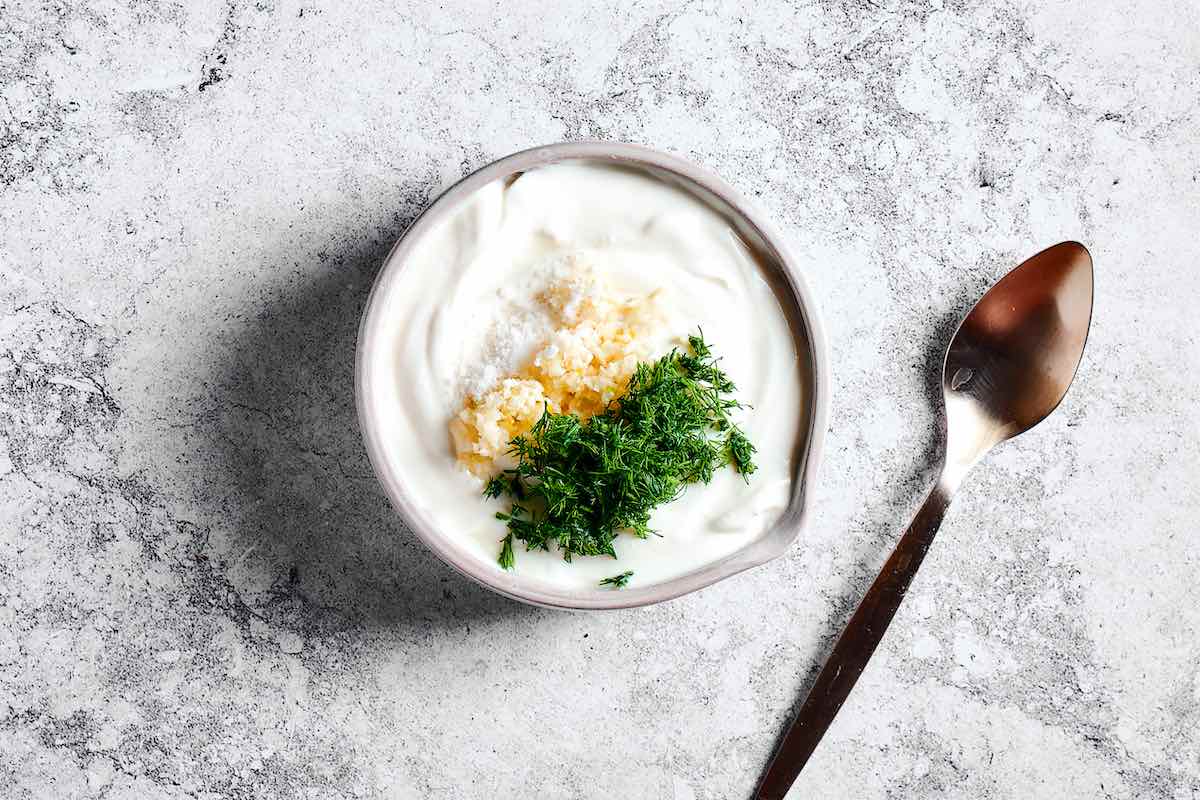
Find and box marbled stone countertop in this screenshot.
[2,2,1197,798]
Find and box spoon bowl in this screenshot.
[943,241,1094,482]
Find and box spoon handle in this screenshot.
[754,479,954,799]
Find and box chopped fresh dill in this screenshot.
[600,570,634,589]
[483,475,507,499]
[727,430,757,477]
[485,332,756,569]
[497,532,515,571]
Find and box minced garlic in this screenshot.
[451,259,661,476]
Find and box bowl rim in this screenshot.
[355,141,830,610]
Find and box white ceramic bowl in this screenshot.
[356,142,828,610]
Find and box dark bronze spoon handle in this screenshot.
[754,479,954,799]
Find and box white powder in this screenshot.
[456,251,598,400]
[547,253,599,324]
[459,307,549,399]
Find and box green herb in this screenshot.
[600,570,634,589]
[485,332,756,569]
[498,532,515,571]
[483,475,507,499]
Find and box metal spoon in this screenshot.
[755,241,1094,799]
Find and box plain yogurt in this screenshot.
[370,162,805,591]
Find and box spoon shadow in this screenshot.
[201,192,542,642]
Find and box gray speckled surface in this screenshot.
[1,1,1198,798]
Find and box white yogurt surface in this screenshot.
[365,162,805,591]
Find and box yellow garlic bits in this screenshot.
[451,264,659,476]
